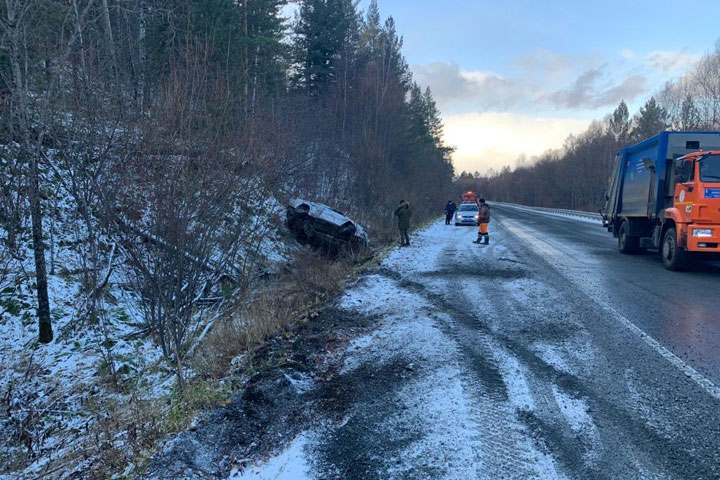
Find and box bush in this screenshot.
[193,252,352,379]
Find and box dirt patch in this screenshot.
[421,263,528,280]
[142,305,381,478]
[309,357,426,480]
[517,321,582,343]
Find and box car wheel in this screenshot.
[618,221,639,254]
[661,227,689,271]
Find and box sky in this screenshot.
[357,0,720,174]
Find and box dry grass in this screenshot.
[58,378,229,478]
[193,252,353,379]
[46,252,355,476]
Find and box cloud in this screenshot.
[443,112,591,174]
[414,53,647,113]
[543,67,647,108]
[515,49,615,88]
[514,49,601,83]
[544,68,604,108]
[411,61,524,110]
[595,74,646,105]
[414,46,694,118]
[647,49,701,73]
[516,49,573,78]
[620,49,635,60]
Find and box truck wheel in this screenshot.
[618,221,639,254]
[661,227,689,271]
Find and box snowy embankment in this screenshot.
[0,190,290,478]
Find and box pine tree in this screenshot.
[292,0,356,94]
[608,100,630,144]
[631,97,667,141]
[379,17,409,87]
[680,94,702,130]
[423,87,446,150]
[145,0,288,107]
[405,82,428,147]
[361,0,381,55]
[245,0,290,100]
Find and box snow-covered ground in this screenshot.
[233,221,566,479]
[0,183,291,477]
[231,435,314,480]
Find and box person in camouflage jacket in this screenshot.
[394,200,412,246]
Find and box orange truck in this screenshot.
[602,131,720,270]
[461,191,478,204]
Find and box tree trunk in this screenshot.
[242,0,248,110]
[30,152,53,344]
[5,0,53,343]
[137,0,146,114]
[49,196,56,275]
[100,0,117,70]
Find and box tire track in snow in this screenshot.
[376,235,566,479]
[431,244,568,480]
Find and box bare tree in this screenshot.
[2,0,52,343]
[692,46,720,128]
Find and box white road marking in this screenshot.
[500,214,720,402]
[594,296,720,400]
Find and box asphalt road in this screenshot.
[493,204,720,387]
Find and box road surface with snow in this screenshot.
[170,206,720,480]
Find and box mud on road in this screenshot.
[146,214,720,480]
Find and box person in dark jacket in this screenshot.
[394,200,412,246]
[444,200,457,225]
[473,198,490,244]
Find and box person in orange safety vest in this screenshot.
[473,198,490,245]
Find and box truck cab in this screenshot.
[665,151,720,259]
[461,191,478,204]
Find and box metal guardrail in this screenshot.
[495,202,603,221]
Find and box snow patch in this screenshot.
[338,277,483,478]
[388,365,482,479]
[339,274,430,317]
[532,342,574,374]
[515,435,570,480]
[551,385,594,433]
[229,435,312,480]
[491,344,536,412]
[551,385,602,466]
[283,371,314,395]
[382,220,459,275]
[505,278,562,313]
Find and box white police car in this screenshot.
[454,203,479,226]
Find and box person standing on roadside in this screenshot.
[444,200,457,225]
[395,200,412,246]
[473,198,491,244]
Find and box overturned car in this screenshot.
[286,198,369,253]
